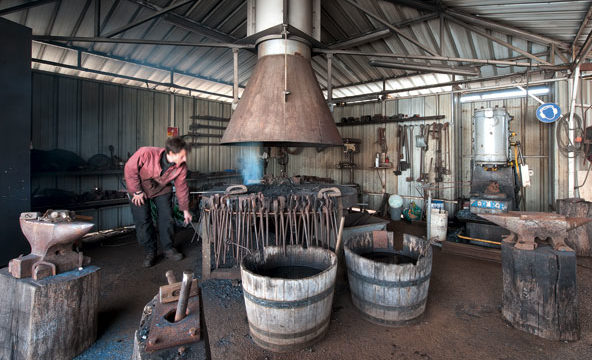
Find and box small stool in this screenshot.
[0,266,100,360]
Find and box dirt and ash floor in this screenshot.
[76,221,592,360]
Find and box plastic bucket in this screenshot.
[388,195,404,221]
[430,209,448,242]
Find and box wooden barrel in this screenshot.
[240,246,337,352]
[344,232,432,326]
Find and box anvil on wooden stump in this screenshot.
[478,211,592,251]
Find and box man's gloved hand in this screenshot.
[132,192,146,206]
[183,210,193,225]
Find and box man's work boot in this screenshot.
[143,251,157,268]
[164,247,183,261]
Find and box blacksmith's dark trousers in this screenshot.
[130,192,174,254]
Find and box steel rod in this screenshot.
[165,270,176,285]
[175,270,193,322]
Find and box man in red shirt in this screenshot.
[124,137,193,267]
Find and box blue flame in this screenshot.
[240,147,263,185]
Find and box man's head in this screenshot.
[165,136,190,165]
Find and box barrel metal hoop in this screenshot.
[358,308,423,326]
[243,285,334,309]
[351,291,427,312]
[248,314,331,340]
[250,326,330,352]
[347,269,430,287]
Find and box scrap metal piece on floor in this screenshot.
[479,211,592,251]
[8,210,94,280]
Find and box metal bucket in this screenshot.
[240,246,337,352]
[344,232,432,326]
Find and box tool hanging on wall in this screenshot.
[443,122,451,175]
[432,122,444,182]
[394,125,410,175]
[406,125,415,182]
[416,124,429,182]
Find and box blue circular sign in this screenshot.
[536,103,561,123]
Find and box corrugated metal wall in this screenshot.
[31,71,234,230]
[31,70,569,231]
[460,97,552,212]
[268,94,455,213]
[554,78,592,201]
[271,91,555,213]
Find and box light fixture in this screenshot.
[460,86,550,103]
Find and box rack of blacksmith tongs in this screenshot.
[199,184,343,280]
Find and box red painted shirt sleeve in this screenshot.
[174,165,190,211]
[124,148,145,195]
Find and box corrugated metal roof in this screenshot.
[1,0,590,101]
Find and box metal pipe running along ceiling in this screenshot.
[220,0,342,147]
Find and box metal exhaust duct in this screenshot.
[221,0,342,147]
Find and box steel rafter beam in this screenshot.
[369,59,480,76]
[573,3,592,52]
[32,58,232,99]
[314,49,564,69]
[444,16,551,65]
[328,13,438,49]
[385,0,570,50]
[32,35,254,49]
[126,0,236,43]
[329,71,563,103]
[0,0,58,16]
[340,0,438,56]
[103,0,194,38]
[572,27,592,71]
[34,39,240,88]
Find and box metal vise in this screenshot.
[8,210,94,280]
[479,211,592,252]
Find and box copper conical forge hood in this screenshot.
[221,39,342,147]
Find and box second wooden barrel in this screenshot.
[344,232,432,326]
[240,246,337,352]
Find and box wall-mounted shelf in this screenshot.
[191,115,230,122]
[337,115,445,127]
[32,198,129,212]
[32,169,124,177]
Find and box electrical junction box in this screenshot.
[520,164,532,187]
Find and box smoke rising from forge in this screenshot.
[240,147,263,185]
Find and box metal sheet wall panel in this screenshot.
[460,95,551,212]
[269,94,454,214]
[31,71,235,230]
